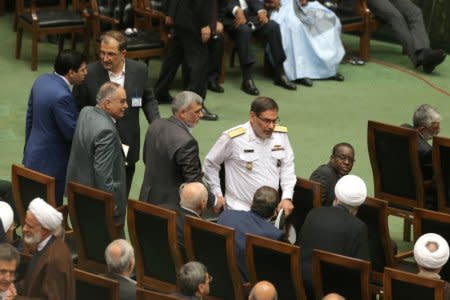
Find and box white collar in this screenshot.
[37,235,53,252]
[54,72,71,90]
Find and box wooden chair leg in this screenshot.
[15,25,23,59]
[31,31,38,71]
[403,217,412,242]
[359,27,371,61]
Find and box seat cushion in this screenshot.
[125,31,164,51]
[336,9,363,25]
[20,10,84,28]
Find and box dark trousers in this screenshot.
[226,19,286,73]
[125,163,135,197]
[154,28,209,100]
[368,0,429,65]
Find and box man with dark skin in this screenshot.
[310,143,355,206]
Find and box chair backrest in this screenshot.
[413,208,450,282]
[356,197,394,275]
[74,268,120,300]
[11,164,56,226]
[383,267,445,300]
[245,234,306,300]
[432,136,450,214]
[127,199,183,293]
[290,177,322,241]
[184,216,244,300]
[312,249,371,300]
[136,288,179,300]
[367,120,425,209]
[67,181,118,273]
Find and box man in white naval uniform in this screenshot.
[204,96,296,215]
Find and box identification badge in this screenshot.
[131,97,142,107]
[246,162,253,171]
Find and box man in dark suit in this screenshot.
[217,186,284,281]
[368,0,446,73]
[221,0,296,95]
[172,261,212,300]
[154,0,218,121]
[104,239,136,300]
[310,143,355,206]
[23,50,87,205]
[139,91,215,209]
[66,82,128,224]
[300,175,369,299]
[73,30,160,196]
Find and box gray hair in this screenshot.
[0,243,20,265]
[96,82,121,105]
[413,104,441,128]
[177,261,207,296]
[105,239,134,274]
[171,91,203,115]
[250,186,280,219]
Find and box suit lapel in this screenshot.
[96,65,110,89]
[124,59,135,100]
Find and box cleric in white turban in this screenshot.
[28,197,62,231]
[414,233,449,274]
[334,175,367,207]
[0,201,14,243]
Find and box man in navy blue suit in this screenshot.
[217,186,283,281]
[23,50,87,206]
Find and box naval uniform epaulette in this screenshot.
[274,125,288,133]
[227,127,246,138]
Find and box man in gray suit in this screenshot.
[139,91,215,209]
[73,30,160,196]
[66,82,128,223]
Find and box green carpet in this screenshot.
[1,12,449,249]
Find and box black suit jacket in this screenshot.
[309,162,341,206]
[168,0,212,33]
[139,116,203,206]
[300,206,369,285]
[72,59,160,165]
[105,272,136,300]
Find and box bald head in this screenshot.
[248,281,277,300]
[322,293,345,300]
[105,239,135,276]
[179,182,208,214]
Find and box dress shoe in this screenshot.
[241,79,260,95]
[274,74,297,90]
[200,106,218,121]
[329,73,345,82]
[422,49,446,74]
[207,81,224,93]
[296,78,313,87]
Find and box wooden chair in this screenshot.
[290,177,322,243]
[87,0,167,62]
[356,197,395,283]
[245,234,306,300]
[136,288,179,300]
[11,164,57,227]
[333,0,379,60]
[67,181,120,273]
[413,208,450,282]
[383,267,445,300]
[367,120,430,241]
[312,249,371,300]
[15,0,89,70]
[432,136,450,214]
[74,268,120,300]
[127,200,183,293]
[184,216,244,300]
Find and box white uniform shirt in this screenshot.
[204,121,296,211]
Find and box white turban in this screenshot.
[28,197,62,231]
[0,201,14,232]
[334,175,367,207]
[414,233,449,269]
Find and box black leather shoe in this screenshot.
[296,78,313,87]
[208,81,224,93]
[422,49,446,74]
[274,75,297,90]
[241,79,260,95]
[200,106,218,121]
[330,73,345,81]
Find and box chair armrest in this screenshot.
[94,12,120,26]
[134,7,166,21]
[394,249,414,261]
[353,0,370,16]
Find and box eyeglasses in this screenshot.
[334,154,355,163]
[256,115,280,126]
